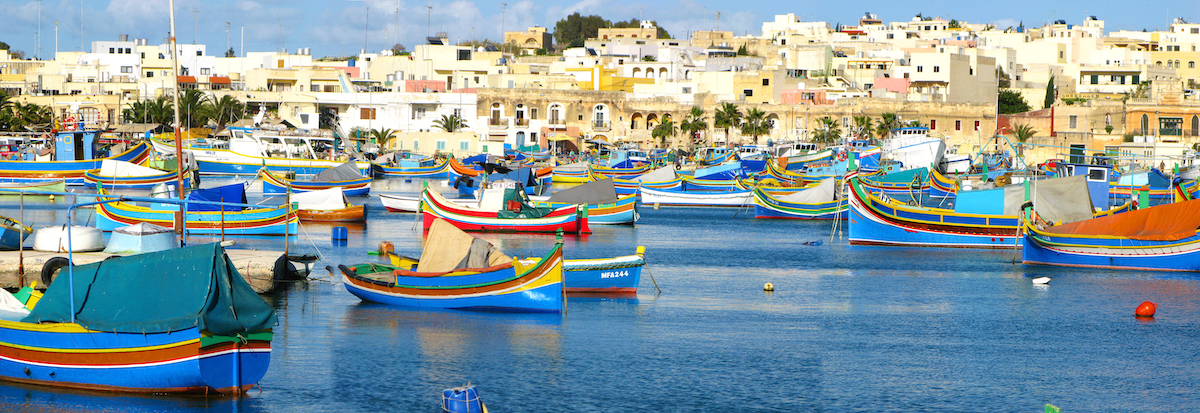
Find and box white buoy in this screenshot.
[653,203,660,210]
[763,282,774,292]
[1032,277,1051,285]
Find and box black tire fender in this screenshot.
[41,257,70,287]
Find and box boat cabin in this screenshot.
[696,147,731,161]
[225,127,331,160]
[54,130,102,161]
[1055,162,1113,210]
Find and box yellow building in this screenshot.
[504,27,553,55]
[569,66,654,92]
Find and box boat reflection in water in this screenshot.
[0,382,267,413]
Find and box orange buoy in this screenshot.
[1135,301,1157,317]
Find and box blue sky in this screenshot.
[0,0,1196,59]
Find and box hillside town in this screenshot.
[1,13,1198,166]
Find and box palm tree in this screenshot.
[1012,124,1037,143]
[651,119,677,149]
[874,112,901,140]
[713,103,742,144]
[852,115,873,141]
[2,102,52,131]
[177,89,210,128]
[678,106,708,148]
[367,128,396,148]
[202,95,246,131]
[433,114,469,132]
[739,108,770,145]
[123,96,174,127]
[813,117,842,145]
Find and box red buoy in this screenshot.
[1135,301,1157,317]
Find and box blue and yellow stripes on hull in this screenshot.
[371,160,451,179]
[95,193,299,235]
[260,169,371,196]
[751,186,846,220]
[0,322,272,394]
[563,253,644,293]
[0,143,152,185]
[847,177,1021,248]
[83,168,191,190]
[535,194,638,225]
[1023,225,1200,272]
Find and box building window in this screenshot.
[955,120,961,131]
[460,141,469,151]
[146,71,154,78]
[457,50,471,61]
[414,108,426,119]
[125,48,131,54]
[109,48,115,53]
[196,51,202,56]
[437,141,447,150]
[974,121,980,131]
[917,66,923,72]
[1069,115,1077,129]
[121,66,133,73]
[200,68,210,75]
[743,89,753,97]
[360,108,376,120]
[762,79,769,86]
[530,108,538,120]
[933,66,940,73]
[413,140,419,151]
[453,108,462,118]
[311,85,320,92]
[930,119,937,129]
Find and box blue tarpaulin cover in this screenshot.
[23,243,277,335]
[186,183,246,211]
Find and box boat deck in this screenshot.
[0,247,291,293]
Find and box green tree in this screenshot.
[678,106,708,147]
[1043,76,1056,109]
[225,48,235,58]
[367,128,396,147]
[998,89,1031,114]
[996,67,1011,88]
[813,117,842,144]
[739,108,770,144]
[948,19,961,29]
[736,44,749,56]
[641,55,656,62]
[714,103,742,143]
[1,102,52,131]
[123,96,174,126]
[875,112,901,140]
[203,95,246,130]
[1012,124,1037,143]
[852,115,874,141]
[651,119,677,148]
[553,13,609,46]
[433,114,469,133]
[177,89,210,128]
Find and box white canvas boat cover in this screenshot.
[98,160,167,177]
[113,222,173,235]
[1030,175,1094,225]
[313,161,363,182]
[777,178,836,204]
[636,166,677,183]
[0,289,30,320]
[292,187,347,210]
[416,218,511,273]
[547,178,618,205]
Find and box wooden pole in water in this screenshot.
[18,192,24,287]
[284,186,291,255]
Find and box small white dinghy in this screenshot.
[33,225,106,253]
[103,223,179,255]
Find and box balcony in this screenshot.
[488,118,509,130]
[514,118,530,127]
[592,120,611,132]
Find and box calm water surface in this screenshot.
[1,177,1198,412]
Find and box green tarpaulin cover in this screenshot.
[23,243,277,335]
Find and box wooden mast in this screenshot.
[168,0,185,200]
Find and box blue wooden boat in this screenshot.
[0,216,32,251]
[340,218,565,312]
[95,184,299,235]
[1110,168,1173,206]
[752,178,846,220]
[0,132,152,184]
[371,158,451,179]
[0,243,276,394]
[534,178,639,225]
[1023,198,1200,271]
[563,247,645,293]
[262,161,371,196]
[847,174,1128,248]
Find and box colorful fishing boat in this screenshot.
[752,178,846,220]
[534,178,639,225]
[640,186,752,207]
[563,247,645,294]
[1023,198,1200,271]
[150,127,370,176]
[421,185,590,233]
[292,187,366,222]
[371,157,451,179]
[0,242,276,394]
[0,216,32,251]
[590,163,650,179]
[262,161,371,196]
[95,184,299,235]
[552,162,591,183]
[1109,169,1173,206]
[83,160,192,190]
[0,180,67,195]
[590,166,682,196]
[0,134,152,184]
[340,218,564,312]
[847,174,1126,248]
[929,169,960,197]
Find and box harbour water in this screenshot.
[1,177,1199,411]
